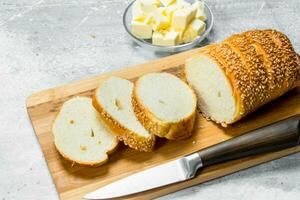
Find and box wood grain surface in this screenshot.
[26,48,300,200]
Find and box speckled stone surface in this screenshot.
[0,0,299,199]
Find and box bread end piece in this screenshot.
[185,29,300,127]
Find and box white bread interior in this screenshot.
[52,97,118,166]
[133,72,197,139]
[136,73,196,122]
[185,54,236,124]
[184,30,300,126]
[93,77,155,151]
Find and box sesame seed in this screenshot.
[202,29,299,126]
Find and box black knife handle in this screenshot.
[197,114,300,167]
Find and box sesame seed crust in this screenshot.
[186,29,300,126]
[92,94,156,152]
[265,29,300,89]
[54,142,118,167]
[226,33,269,112]
[206,44,246,122]
[245,30,286,95]
[245,30,300,101]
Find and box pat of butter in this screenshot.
[173,0,191,8]
[160,0,176,7]
[131,20,153,39]
[196,9,206,21]
[165,31,180,45]
[164,4,182,21]
[144,15,156,27]
[172,7,196,31]
[141,0,160,6]
[151,9,170,31]
[132,1,145,20]
[170,27,184,43]
[152,32,164,45]
[192,1,207,21]
[182,18,206,43]
[141,0,160,13]
[152,31,179,46]
[158,7,167,15]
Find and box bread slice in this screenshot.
[185,52,238,125]
[185,29,300,126]
[132,72,197,140]
[52,97,118,166]
[93,77,155,152]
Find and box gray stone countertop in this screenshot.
[0,0,299,199]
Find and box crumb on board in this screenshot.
[90,33,96,39]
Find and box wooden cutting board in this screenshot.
[26,48,300,200]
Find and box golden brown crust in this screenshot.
[54,142,118,167]
[265,29,300,89]
[92,94,156,152]
[230,30,299,124]
[226,34,270,112]
[244,30,299,103]
[244,30,286,97]
[185,29,300,127]
[206,43,247,123]
[132,76,197,140]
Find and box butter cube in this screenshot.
[172,7,196,31]
[160,0,176,7]
[196,9,206,21]
[151,10,170,31]
[164,4,182,21]
[152,31,179,46]
[152,32,164,45]
[141,0,160,6]
[141,0,160,13]
[158,7,167,15]
[132,0,145,20]
[164,0,192,21]
[170,27,184,43]
[144,15,156,27]
[173,0,191,8]
[192,1,207,21]
[131,21,153,39]
[164,31,180,45]
[182,19,206,43]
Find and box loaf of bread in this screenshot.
[52,97,119,166]
[93,77,155,152]
[132,72,197,140]
[185,29,300,126]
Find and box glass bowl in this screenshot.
[123,0,214,53]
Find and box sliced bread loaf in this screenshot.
[93,77,155,152]
[52,97,118,166]
[185,29,300,126]
[132,72,197,140]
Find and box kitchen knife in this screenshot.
[84,114,300,199]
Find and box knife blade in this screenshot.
[84,153,202,199]
[84,115,300,199]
